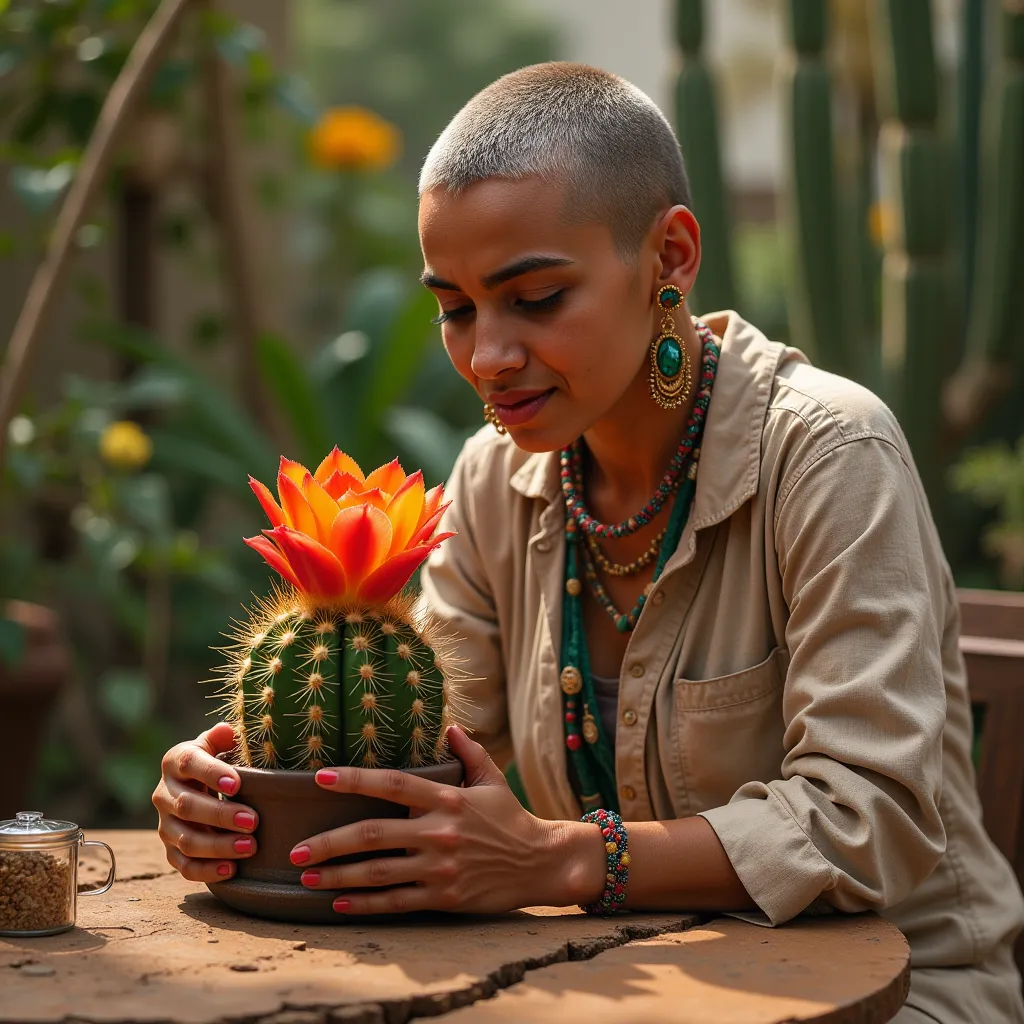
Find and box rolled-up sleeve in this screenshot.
[699,435,947,924]
[417,444,513,770]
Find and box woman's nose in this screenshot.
[470,317,527,381]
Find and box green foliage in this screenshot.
[950,439,1024,590]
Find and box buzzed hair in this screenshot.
[419,62,692,258]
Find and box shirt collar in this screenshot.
[509,310,787,535]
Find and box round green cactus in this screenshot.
[212,588,466,771]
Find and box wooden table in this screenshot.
[0,830,910,1024]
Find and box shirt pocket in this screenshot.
[671,646,790,813]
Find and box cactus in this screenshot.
[673,0,737,314]
[208,448,466,771]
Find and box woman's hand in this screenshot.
[291,724,604,915]
[151,722,259,883]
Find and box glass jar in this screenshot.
[0,810,116,937]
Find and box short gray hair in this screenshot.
[419,62,692,258]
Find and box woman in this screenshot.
[152,64,1024,1021]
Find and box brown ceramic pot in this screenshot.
[206,759,464,923]
[0,602,70,819]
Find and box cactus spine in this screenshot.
[214,588,464,771]
[674,0,737,315]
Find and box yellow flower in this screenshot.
[307,106,401,172]
[99,420,152,471]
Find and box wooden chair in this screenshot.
[956,589,1024,982]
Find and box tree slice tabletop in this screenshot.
[0,830,909,1024]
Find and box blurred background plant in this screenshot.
[0,0,1021,827]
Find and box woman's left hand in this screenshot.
[290,724,584,915]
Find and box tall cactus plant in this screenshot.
[673,0,737,315]
[211,448,465,771]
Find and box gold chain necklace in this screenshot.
[584,526,666,577]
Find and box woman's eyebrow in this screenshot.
[420,255,574,292]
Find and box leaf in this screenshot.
[255,332,331,464]
[147,430,252,502]
[98,669,152,728]
[116,474,172,538]
[0,616,26,668]
[101,752,159,811]
[9,161,75,214]
[384,406,468,483]
[273,73,319,124]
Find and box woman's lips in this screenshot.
[491,388,555,427]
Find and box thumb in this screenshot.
[199,721,238,756]
[446,723,504,787]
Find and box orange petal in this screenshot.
[265,526,347,598]
[328,504,393,588]
[249,477,286,528]
[314,446,364,485]
[409,501,452,547]
[279,456,310,489]
[357,534,455,605]
[336,486,390,512]
[419,483,445,529]
[277,471,318,536]
[385,470,425,556]
[302,472,342,544]
[243,534,301,589]
[321,470,361,500]
[364,458,406,496]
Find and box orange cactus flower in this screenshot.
[244,448,453,605]
[307,106,401,172]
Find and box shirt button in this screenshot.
[652,591,665,606]
[622,709,637,727]
[630,663,644,678]
[620,784,636,802]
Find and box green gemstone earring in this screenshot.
[649,284,692,409]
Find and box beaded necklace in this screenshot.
[558,322,721,811]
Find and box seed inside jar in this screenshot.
[0,849,72,933]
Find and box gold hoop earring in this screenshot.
[483,402,508,435]
[649,284,692,409]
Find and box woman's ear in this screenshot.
[654,205,701,296]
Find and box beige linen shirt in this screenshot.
[420,311,1024,1022]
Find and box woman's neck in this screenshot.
[580,314,704,514]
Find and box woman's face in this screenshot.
[418,176,665,453]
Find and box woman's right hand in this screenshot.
[151,722,259,883]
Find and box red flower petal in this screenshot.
[409,501,452,547]
[279,456,310,489]
[328,504,393,588]
[249,477,285,528]
[313,447,364,485]
[385,470,425,556]
[421,483,445,526]
[357,533,455,605]
[277,471,318,536]
[301,472,342,544]
[364,457,405,496]
[243,534,301,589]
[321,470,362,500]
[265,526,347,598]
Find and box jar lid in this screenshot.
[0,810,81,846]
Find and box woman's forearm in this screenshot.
[542,815,757,912]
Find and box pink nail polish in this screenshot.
[218,775,237,795]
[217,862,232,876]
[290,846,310,865]
[315,769,338,786]
[233,837,253,854]
[234,812,256,830]
[301,870,320,886]
[333,898,351,912]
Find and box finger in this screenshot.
[331,884,436,916]
[291,816,420,866]
[161,816,259,862]
[165,843,239,884]
[300,853,430,891]
[313,765,451,810]
[162,724,241,798]
[158,773,259,834]
[446,723,504,787]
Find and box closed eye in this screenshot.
[517,290,564,313]
[431,305,474,325]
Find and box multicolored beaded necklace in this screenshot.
[558,320,721,811]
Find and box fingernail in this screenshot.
[233,837,253,854]
[290,846,310,865]
[333,898,351,912]
[218,775,237,795]
[315,769,338,786]
[301,870,320,886]
[234,812,256,830]
[217,862,232,877]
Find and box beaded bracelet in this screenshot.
[579,809,630,915]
